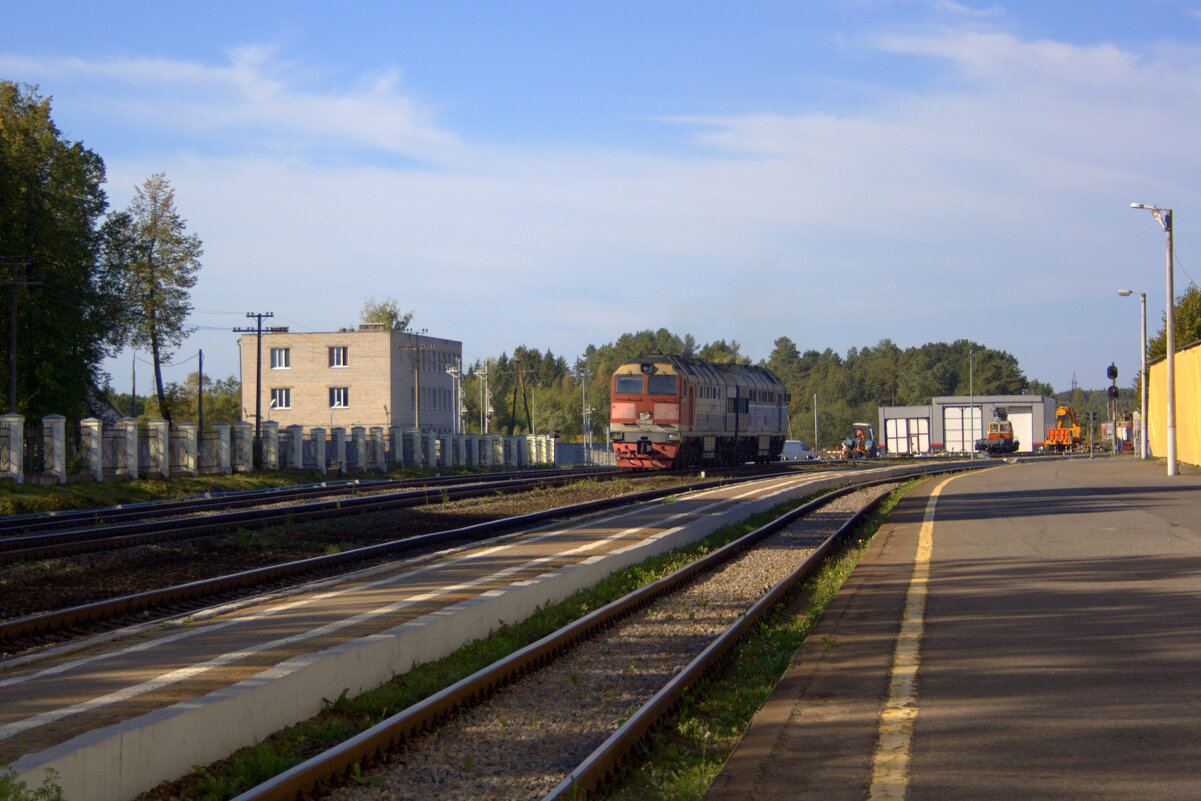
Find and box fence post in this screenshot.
[177,423,198,476]
[262,421,279,470]
[118,418,138,480]
[213,422,232,475]
[389,426,405,468]
[421,431,436,468]
[0,413,23,483]
[81,418,103,481]
[286,425,304,469]
[369,426,386,471]
[311,428,327,475]
[43,415,66,484]
[149,419,170,478]
[234,422,253,472]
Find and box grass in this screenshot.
[0,767,64,801]
[0,466,485,517]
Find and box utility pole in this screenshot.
[233,312,274,462]
[401,329,430,430]
[198,349,204,433]
[0,257,38,414]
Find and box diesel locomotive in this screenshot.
[608,354,789,469]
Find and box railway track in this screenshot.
[217,476,905,801]
[0,471,783,654]
[0,468,625,564]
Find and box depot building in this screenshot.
[878,395,1057,456]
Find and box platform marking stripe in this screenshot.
[867,473,956,801]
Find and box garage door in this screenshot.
[1005,406,1033,452]
[886,417,930,454]
[943,406,982,453]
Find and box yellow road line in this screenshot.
[867,473,960,801]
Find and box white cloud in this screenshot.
[16,32,1196,391]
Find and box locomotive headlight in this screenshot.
[666,431,680,440]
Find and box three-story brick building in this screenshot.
[238,325,463,432]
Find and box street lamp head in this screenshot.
[1118,289,1132,296]
[1131,202,1149,209]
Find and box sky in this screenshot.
[3,0,1200,395]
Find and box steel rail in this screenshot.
[226,472,918,801]
[0,473,751,646]
[0,468,615,538]
[0,469,626,564]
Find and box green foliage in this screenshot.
[765,336,1031,449]
[360,297,412,331]
[0,766,64,801]
[0,81,119,420]
[102,172,203,421]
[1148,282,1201,361]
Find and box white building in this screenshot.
[878,395,1056,455]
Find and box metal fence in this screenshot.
[199,433,221,474]
[169,431,189,473]
[22,431,45,475]
[102,431,127,476]
[303,437,318,469]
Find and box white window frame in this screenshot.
[269,387,291,409]
[329,346,348,368]
[270,347,290,369]
[329,386,349,408]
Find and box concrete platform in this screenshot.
[706,456,1201,801]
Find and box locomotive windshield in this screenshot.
[614,375,644,395]
[648,375,679,395]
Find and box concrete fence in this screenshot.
[2,414,605,483]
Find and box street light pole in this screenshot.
[1118,289,1148,459]
[969,347,976,459]
[1130,203,1177,476]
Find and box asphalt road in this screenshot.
[706,456,1201,801]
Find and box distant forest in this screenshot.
[107,281,1201,444]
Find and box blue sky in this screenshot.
[4,1,1200,396]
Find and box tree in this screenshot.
[0,81,119,418]
[141,373,241,428]
[1148,282,1201,361]
[103,173,202,422]
[361,297,412,331]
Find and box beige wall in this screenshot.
[238,330,462,432]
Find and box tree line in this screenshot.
[1,81,201,423]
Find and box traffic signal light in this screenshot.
[1107,385,1119,400]
[1107,363,1118,381]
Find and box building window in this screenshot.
[329,346,348,367]
[329,387,349,408]
[270,388,291,409]
[270,348,290,369]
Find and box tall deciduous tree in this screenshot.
[103,173,202,422]
[0,81,120,418]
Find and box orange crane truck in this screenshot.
[1046,406,1082,452]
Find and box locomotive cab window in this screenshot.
[648,375,678,395]
[614,375,644,394]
